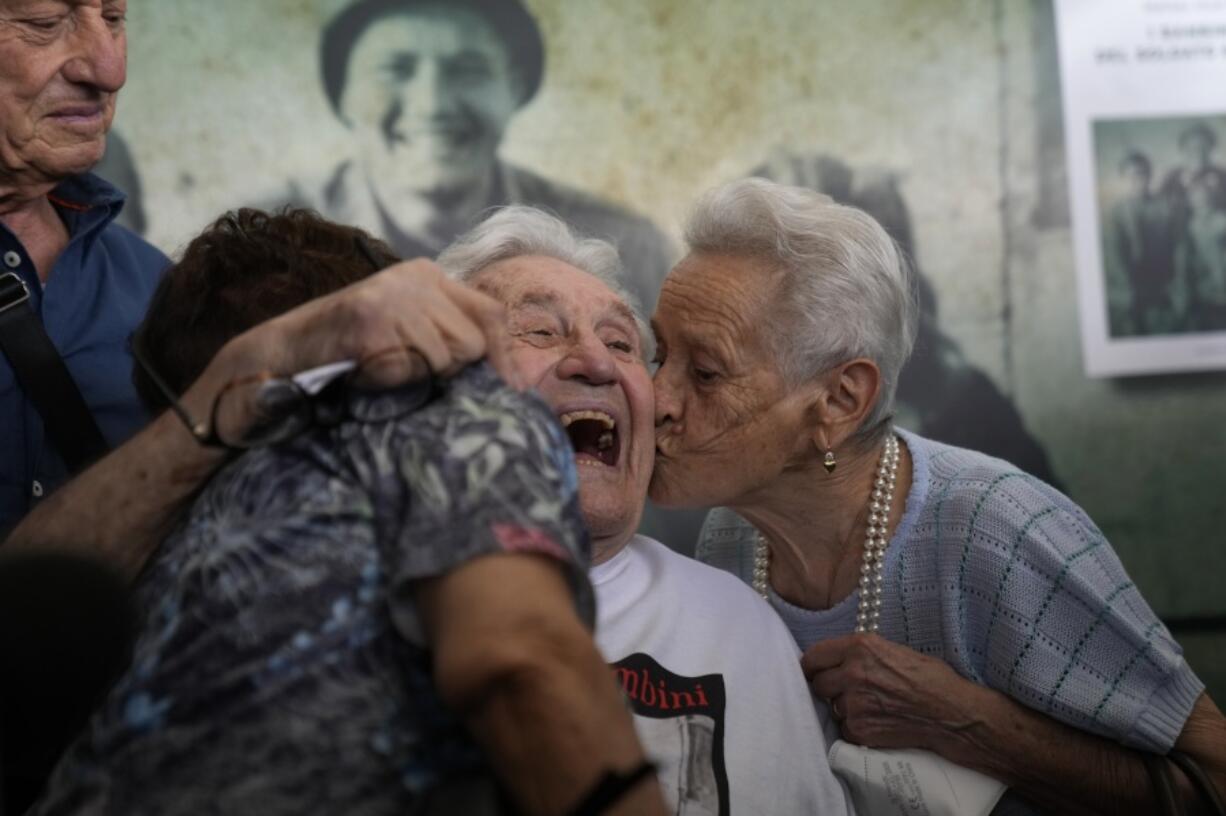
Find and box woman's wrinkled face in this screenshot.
[650,252,815,509]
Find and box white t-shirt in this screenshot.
[592,535,853,816]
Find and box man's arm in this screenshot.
[0,365,231,578]
[3,261,514,579]
[417,553,666,816]
[805,633,1226,815]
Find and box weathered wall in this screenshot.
[115,0,1225,696]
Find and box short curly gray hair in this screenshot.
[438,206,650,352]
[684,178,919,439]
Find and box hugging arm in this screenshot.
[376,368,665,815]
[3,261,514,579]
[417,554,665,816]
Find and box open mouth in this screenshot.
[560,410,619,467]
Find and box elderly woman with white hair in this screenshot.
[649,178,1226,814]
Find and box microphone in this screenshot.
[0,551,136,816]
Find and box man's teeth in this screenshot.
[559,410,615,430]
[597,431,614,450]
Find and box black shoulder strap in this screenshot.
[0,272,109,473]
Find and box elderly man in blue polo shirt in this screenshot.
[1,2,513,549]
[0,0,167,533]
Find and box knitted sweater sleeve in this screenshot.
[928,466,1203,753]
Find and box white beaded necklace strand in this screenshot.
[751,432,901,635]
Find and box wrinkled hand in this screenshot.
[801,633,986,752]
[264,258,518,386]
[185,259,519,443]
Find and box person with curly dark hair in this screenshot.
[31,208,665,816]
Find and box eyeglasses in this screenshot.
[129,235,437,450]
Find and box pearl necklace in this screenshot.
[752,432,901,634]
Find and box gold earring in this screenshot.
[823,450,837,474]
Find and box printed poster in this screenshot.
[1056,0,1226,375]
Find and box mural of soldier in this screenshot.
[268,0,673,316]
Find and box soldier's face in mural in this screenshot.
[0,0,126,184]
[339,4,522,202]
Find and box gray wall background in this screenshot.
[112,0,1226,697]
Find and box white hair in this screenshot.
[684,177,919,440]
[438,206,650,351]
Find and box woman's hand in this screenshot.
[800,632,988,754]
[190,259,522,444]
[803,634,1226,815]
[239,258,519,387]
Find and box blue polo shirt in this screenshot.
[1,173,168,534]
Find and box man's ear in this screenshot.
[806,358,881,452]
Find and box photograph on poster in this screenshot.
[1056,0,1226,376]
[1094,115,1226,340]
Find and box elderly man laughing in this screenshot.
[439,207,852,816]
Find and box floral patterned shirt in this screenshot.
[34,363,591,816]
